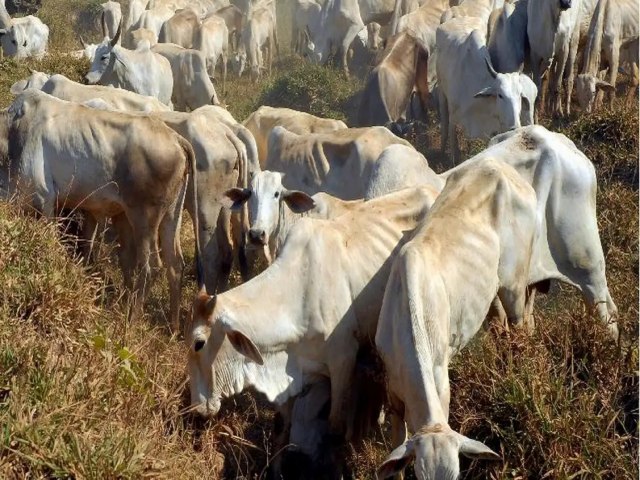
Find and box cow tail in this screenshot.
[179,135,204,290]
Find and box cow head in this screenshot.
[474,57,524,133]
[188,289,265,418]
[10,70,50,95]
[377,424,500,480]
[575,74,614,113]
[223,170,316,248]
[85,20,121,84]
[0,24,28,58]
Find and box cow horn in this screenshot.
[101,12,107,38]
[79,35,87,49]
[485,56,498,79]
[110,19,122,47]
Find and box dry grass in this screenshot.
[0,1,637,478]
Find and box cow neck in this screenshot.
[214,256,308,404]
[273,199,302,255]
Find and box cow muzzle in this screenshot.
[559,0,571,10]
[248,228,267,246]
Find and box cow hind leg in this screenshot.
[159,191,186,333]
[113,213,136,291]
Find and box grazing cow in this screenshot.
[101,1,123,41]
[291,0,321,55]
[237,4,276,80]
[195,14,229,85]
[576,0,639,111]
[358,32,430,126]
[151,110,249,294]
[127,27,157,49]
[124,0,149,32]
[39,74,170,113]
[6,90,199,330]
[377,125,619,340]
[487,0,529,72]
[375,158,537,479]
[158,8,200,48]
[309,0,396,76]
[188,186,439,449]
[0,15,49,58]
[243,106,348,166]
[265,126,413,199]
[224,170,361,262]
[86,26,174,107]
[9,70,51,94]
[449,126,619,339]
[436,16,535,163]
[527,0,582,116]
[364,144,444,199]
[152,43,221,111]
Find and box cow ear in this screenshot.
[10,79,29,95]
[376,441,415,479]
[459,436,501,460]
[283,190,315,213]
[595,80,615,92]
[223,187,251,210]
[225,328,264,365]
[474,86,496,98]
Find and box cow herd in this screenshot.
[0,0,634,478]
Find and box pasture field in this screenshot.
[0,0,638,478]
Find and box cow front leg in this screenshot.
[327,349,358,440]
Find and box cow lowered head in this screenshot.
[224,170,316,248]
[85,20,122,84]
[377,424,500,480]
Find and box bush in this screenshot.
[255,61,362,123]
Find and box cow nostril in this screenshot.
[194,339,205,352]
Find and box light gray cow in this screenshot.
[86,25,174,107]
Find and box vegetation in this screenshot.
[0,0,637,478]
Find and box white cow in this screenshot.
[101,1,123,41]
[375,158,537,480]
[6,90,198,329]
[127,27,157,49]
[310,0,396,75]
[364,144,444,199]
[291,0,321,55]
[487,0,529,72]
[188,186,439,446]
[212,5,244,52]
[158,7,200,48]
[224,170,362,262]
[124,0,149,32]
[195,14,229,85]
[575,0,639,111]
[527,0,582,116]
[152,43,221,111]
[265,126,413,200]
[243,106,348,166]
[9,70,51,94]
[86,27,174,107]
[389,0,425,35]
[0,15,49,58]
[436,16,536,163]
[127,5,174,43]
[237,4,276,80]
[39,74,170,113]
[440,0,505,34]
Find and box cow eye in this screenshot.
[498,93,503,99]
[194,339,205,352]
[11,40,16,45]
[101,54,109,60]
[274,192,280,198]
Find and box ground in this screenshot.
[0,1,637,478]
